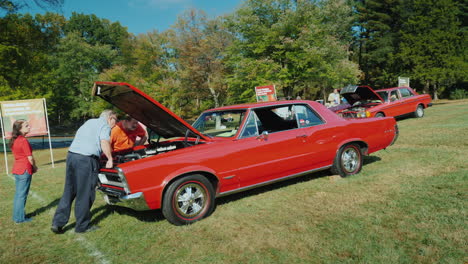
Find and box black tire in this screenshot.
[331,143,363,177]
[375,112,385,118]
[414,104,424,118]
[162,174,215,225]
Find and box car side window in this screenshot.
[294,105,324,128]
[399,88,413,98]
[390,90,400,101]
[377,91,389,102]
[239,112,260,138]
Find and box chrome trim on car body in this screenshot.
[97,167,131,194]
[98,187,150,211]
[390,125,399,146]
[217,165,332,197]
[117,167,131,194]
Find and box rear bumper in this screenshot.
[97,186,150,211]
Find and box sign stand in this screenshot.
[0,98,55,174]
[43,98,54,168]
[0,115,8,175]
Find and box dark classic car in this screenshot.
[332,85,432,118]
[93,82,398,225]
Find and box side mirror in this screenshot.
[256,131,269,141]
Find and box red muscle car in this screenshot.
[93,82,398,225]
[332,85,432,118]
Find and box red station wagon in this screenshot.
[333,85,432,118]
[93,82,398,225]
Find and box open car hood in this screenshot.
[93,82,208,141]
[340,85,383,105]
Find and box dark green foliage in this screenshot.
[352,0,466,97]
[450,89,468,100]
[225,0,360,102]
[352,0,404,88]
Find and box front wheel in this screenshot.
[414,105,424,118]
[162,174,215,225]
[375,112,385,118]
[331,144,363,177]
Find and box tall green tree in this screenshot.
[352,0,403,88]
[397,0,466,99]
[0,13,63,101]
[65,12,129,68]
[168,9,233,114]
[225,0,360,101]
[52,31,117,121]
[98,30,180,113]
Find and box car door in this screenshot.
[290,104,338,171]
[223,106,311,188]
[398,88,418,114]
[384,90,405,116]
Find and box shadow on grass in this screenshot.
[56,205,164,232]
[89,205,165,226]
[44,159,66,166]
[27,198,60,218]
[81,156,383,225]
[363,155,381,166]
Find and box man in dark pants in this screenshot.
[51,110,117,234]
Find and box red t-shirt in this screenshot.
[11,135,33,175]
[110,121,146,151]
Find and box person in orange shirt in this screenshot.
[110,115,147,152]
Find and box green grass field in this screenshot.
[1,100,466,264]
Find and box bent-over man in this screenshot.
[51,110,117,234]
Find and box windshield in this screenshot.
[377,91,389,102]
[193,110,246,137]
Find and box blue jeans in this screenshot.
[13,171,32,223]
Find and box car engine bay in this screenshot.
[110,140,201,165]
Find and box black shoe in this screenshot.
[51,225,64,234]
[75,225,100,234]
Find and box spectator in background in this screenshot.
[10,119,38,223]
[51,110,116,234]
[327,89,341,106]
[111,115,147,152]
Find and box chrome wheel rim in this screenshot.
[417,106,423,117]
[342,147,359,173]
[174,183,207,218]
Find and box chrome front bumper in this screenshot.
[97,186,150,211]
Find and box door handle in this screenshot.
[296,134,307,138]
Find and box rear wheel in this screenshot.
[162,174,215,225]
[414,105,424,118]
[331,143,363,177]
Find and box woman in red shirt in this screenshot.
[10,120,38,223]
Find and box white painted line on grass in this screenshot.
[7,174,47,204]
[75,236,111,264]
[7,173,110,264]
